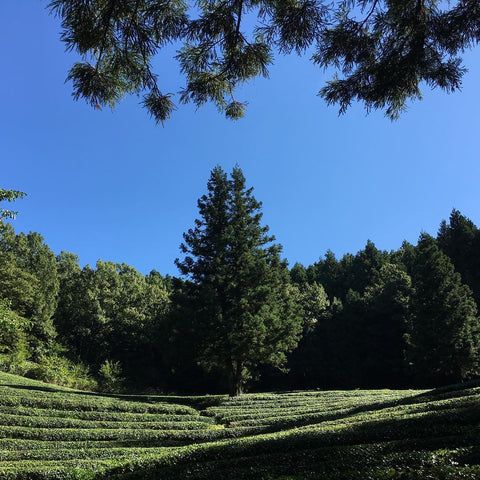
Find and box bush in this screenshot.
[25,354,97,391]
[98,360,124,393]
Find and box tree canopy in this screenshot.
[1,193,480,393]
[47,0,480,123]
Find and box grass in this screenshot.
[0,371,479,479]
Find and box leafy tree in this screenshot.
[286,281,333,389]
[0,189,26,220]
[54,255,172,389]
[47,0,479,122]
[0,223,59,352]
[390,240,417,274]
[54,261,102,364]
[296,281,329,333]
[291,257,412,389]
[0,299,31,357]
[54,251,83,340]
[176,166,302,395]
[406,233,480,386]
[98,359,124,393]
[166,277,227,394]
[289,288,350,389]
[313,262,410,389]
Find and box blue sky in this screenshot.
[2,2,479,276]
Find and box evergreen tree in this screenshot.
[308,250,342,299]
[437,209,480,306]
[361,263,412,386]
[350,240,390,294]
[176,166,302,396]
[290,263,308,285]
[406,233,480,386]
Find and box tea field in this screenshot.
[0,371,479,479]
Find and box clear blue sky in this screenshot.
[2,2,479,276]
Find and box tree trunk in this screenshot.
[229,360,244,397]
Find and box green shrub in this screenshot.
[25,354,97,391]
[1,372,480,480]
[98,360,124,394]
[0,342,33,376]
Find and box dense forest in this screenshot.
[1,170,479,395]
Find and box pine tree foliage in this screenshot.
[49,0,188,124]
[406,233,480,386]
[176,166,302,395]
[437,209,480,307]
[48,0,480,121]
[314,0,478,119]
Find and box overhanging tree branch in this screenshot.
[48,0,479,122]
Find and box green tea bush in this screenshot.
[1,372,479,480]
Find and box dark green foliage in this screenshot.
[350,240,390,294]
[176,166,302,395]
[305,241,389,303]
[314,0,473,119]
[142,92,176,124]
[406,233,480,386]
[49,0,187,123]
[290,262,308,285]
[48,1,480,121]
[360,263,412,386]
[306,250,345,298]
[97,360,124,393]
[437,209,480,307]
[295,281,329,333]
[290,243,404,389]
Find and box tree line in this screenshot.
[1,168,479,394]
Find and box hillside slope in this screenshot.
[0,372,479,479]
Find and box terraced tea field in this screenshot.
[1,371,479,479]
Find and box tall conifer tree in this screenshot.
[176,166,301,395]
